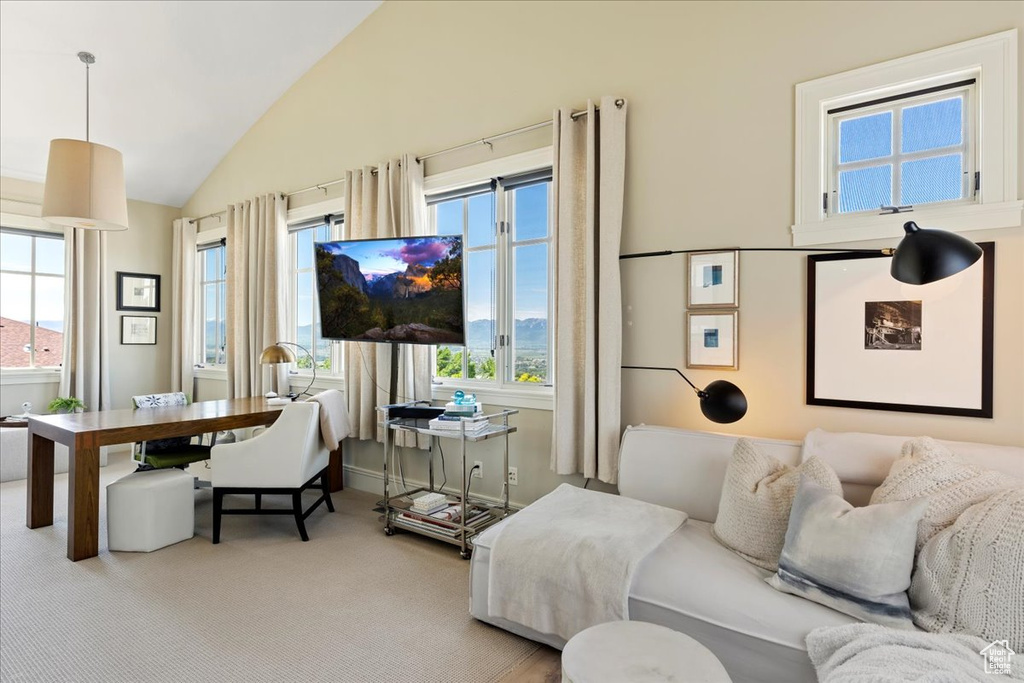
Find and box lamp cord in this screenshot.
[84,60,89,141]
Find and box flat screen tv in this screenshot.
[314,235,464,345]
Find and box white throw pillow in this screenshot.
[712,438,842,571]
[910,487,1024,651]
[871,437,1017,553]
[767,478,927,628]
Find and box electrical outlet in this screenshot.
[508,467,518,486]
[473,461,483,478]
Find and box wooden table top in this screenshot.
[27,397,287,446]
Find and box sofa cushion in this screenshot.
[631,519,858,655]
[767,478,926,629]
[712,438,842,570]
[871,437,1017,552]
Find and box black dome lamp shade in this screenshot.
[622,366,748,424]
[891,221,983,285]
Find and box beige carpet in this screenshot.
[0,453,538,682]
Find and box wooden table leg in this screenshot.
[67,439,101,561]
[329,443,344,493]
[27,432,54,529]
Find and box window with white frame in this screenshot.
[828,81,974,216]
[429,170,553,390]
[197,241,227,366]
[288,215,344,373]
[793,30,1019,245]
[0,228,65,368]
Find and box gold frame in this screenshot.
[686,310,739,370]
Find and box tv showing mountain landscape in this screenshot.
[314,235,464,345]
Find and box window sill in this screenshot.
[193,366,227,380]
[287,373,345,393]
[792,200,1023,247]
[0,368,61,385]
[431,381,553,411]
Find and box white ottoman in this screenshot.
[107,469,195,552]
[561,621,731,683]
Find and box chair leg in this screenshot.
[321,471,335,513]
[213,490,223,544]
[254,493,262,510]
[293,492,309,542]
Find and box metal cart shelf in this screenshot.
[379,402,518,559]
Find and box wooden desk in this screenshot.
[26,397,342,562]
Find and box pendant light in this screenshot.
[41,52,129,232]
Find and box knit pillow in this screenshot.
[768,478,927,629]
[871,437,1017,553]
[712,438,842,571]
[910,487,1024,651]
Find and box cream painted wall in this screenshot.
[0,176,180,416]
[183,1,1024,501]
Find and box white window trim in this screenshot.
[793,29,1020,246]
[0,367,61,385]
[426,147,555,411]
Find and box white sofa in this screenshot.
[470,425,1024,683]
[0,426,108,483]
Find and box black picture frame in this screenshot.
[116,272,161,312]
[121,315,157,345]
[806,242,993,418]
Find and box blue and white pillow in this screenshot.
[767,477,927,628]
[132,392,191,453]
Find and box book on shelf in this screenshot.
[428,417,489,432]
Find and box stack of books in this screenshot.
[428,414,489,433]
[396,504,492,536]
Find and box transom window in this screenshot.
[289,215,344,373]
[0,228,65,368]
[197,242,226,366]
[430,170,553,389]
[827,81,975,216]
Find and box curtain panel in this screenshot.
[170,217,197,396]
[550,96,627,484]
[225,194,287,399]
[343,155,432,448]
[59,228,112,411]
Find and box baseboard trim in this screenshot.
[342,463,522,510]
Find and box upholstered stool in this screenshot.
[561,621,731,683]
[107,469,195,552]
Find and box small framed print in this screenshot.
[121,316,157,345]
[686,311,738,370]
[116,272,161,312]
[687,250,739,308]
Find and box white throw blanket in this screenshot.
[806,623,1024,681]
[487,483,687,642]
[306,390,351,451]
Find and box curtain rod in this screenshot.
[192,99,625,224]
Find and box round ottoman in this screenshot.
[561,621,731,683]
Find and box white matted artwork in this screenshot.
[687,250,739,308]
[686,311,738,370]
[807,244,993,417]
[121,315,157,345]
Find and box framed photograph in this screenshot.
[121,316,157,345]
[807,243,993,417]
[687,250,739,308]
[116,272,160,312]
[686,310,738,370]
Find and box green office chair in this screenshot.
[131,392,216,470]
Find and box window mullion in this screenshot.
[893,106,903,206]
[462,197,470,380]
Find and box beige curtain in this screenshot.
[550,96,627,484]
[170,217,196,396]
[59,228,111,411]
[225,194,287,399]
[344,155,431,447]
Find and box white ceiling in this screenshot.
[0,0,381,207]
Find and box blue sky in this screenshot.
[0,232,64,327]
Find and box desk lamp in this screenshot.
[259,341,317,399]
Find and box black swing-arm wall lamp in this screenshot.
[620,221,983,424]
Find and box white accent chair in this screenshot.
[209,402,334,543]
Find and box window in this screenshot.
[794,30,1019,245]
[430,170,553,391]
[0,228,65,368]
[288,215,344,373]
[197,242,226,366]
[828,82,974,215]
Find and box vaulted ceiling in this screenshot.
[0,0,381,207]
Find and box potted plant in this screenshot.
[48,397,85,414]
